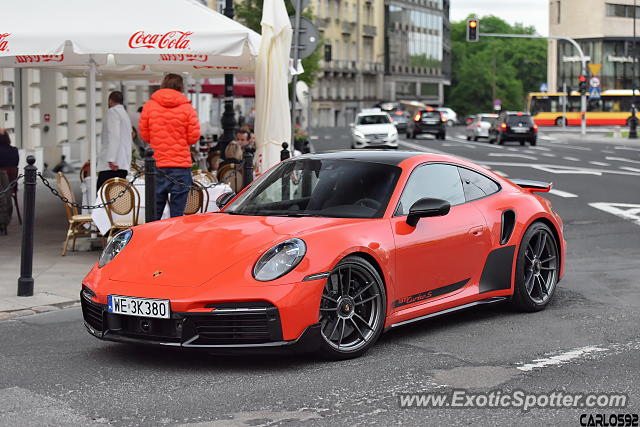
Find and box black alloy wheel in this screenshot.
[318,256,386,359]
[511,222,559,312]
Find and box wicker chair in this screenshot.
[100,177,140,239]
[192,169,217,186]
[56,172,96,256]
[217,163,243,193]
[184,181,208,215]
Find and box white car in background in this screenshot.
[465,113,498,141]
[437,107,458,127]
[351,109,398,149]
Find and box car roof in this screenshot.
[293,150,478,167]
[505,111,531,115]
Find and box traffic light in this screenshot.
[578,75,587,94]
[466,18,479,42]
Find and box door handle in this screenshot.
[469,225,485,237]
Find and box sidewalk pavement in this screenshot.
[0,174,98,319]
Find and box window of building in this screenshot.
[556,1,561,24]
[606,3,640,17]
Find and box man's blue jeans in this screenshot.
[156,167,192,219]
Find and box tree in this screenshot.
[446,15,547,116]
[235,0,322,87]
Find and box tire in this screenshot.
[351,144,356,149]
[466,135,471,141]
[497,134,505,145]
[438,133,446,140]
[555,117,566,126]
[510,222,560,312]
[447,120,454,127]
[406,131,412,139]
[318,255,387,360]
[520,141,525,146]
[473,136,478,141]
[530,139,537,146]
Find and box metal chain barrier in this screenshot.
[36,171,142,210]
[0,174,24,196]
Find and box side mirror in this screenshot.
[406,198,450,227]
[216,191,236,209]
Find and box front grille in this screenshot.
[189,305,283,345]
[366,133,388,140]
[81,293,103,331]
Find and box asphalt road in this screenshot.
[1,127,639,426]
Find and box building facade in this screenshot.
[384,0,451,105]
[311,0,451,127]
[311,0,386,127]
[0,69,148,171]
[549,0,640,92]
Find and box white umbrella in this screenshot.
[254,0,293,174]
[0,0,260,201]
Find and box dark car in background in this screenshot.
[389,110,410,132]
[406,108,446,140]
[489,112,538,146]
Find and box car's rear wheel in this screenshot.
[318,256,386,360]
[511,222,559,312]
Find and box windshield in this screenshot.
[224,159,401,218]
[507,115,533,126]
[357,115,391,125]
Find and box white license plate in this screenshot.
[108,295,170,319]
[513,127,529,133]
[423,120,438,124]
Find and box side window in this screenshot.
[396,164,465,215]
[458,167,500,202]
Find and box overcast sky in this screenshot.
[450,0,549,36]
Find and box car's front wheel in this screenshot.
[318,256,386,360]
[511,222,559,312]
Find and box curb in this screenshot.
[0,299,81,321]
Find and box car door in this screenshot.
[390,163,493,310]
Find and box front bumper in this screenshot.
[414,123,445,134]
[353,135,398,148]
[81,291,322,351]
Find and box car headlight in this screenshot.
[353,130,365,139]
[98,229,133,268]
[389,128,398,137]
[253,238,306,281]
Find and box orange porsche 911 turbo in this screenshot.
[81,151,565,359]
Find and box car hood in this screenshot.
[354,124,394,135]
[107,213,353,287]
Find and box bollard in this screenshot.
[144,148,157,223]
[281,142,290,161]
[17,155,36,297]
[242,146,255,189]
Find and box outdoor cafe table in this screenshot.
[82,177,232,235]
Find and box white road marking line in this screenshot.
[507,147,518,152]
[517,346,606,372]
[529,146,551,151]
[559,145,592,151]
[602,149,614,154]
[523,150,535,154]
[589,161,610,166]
[310,136,319,140]
[620,166,640,172]
[589,202,640,226]
[548,189,578,198]
[563,156,580,161]
[532,165,602,175]
[491,170,509,177]
[324,135,331,139]
[541,153,556,157]
[614,145,640,152]
[605,156,640,164]
[397,140,471,159]
[488,153,538,160]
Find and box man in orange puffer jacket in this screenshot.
[140,74,200,219]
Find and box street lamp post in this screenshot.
[220,0,237,155]
[630,0,638,139]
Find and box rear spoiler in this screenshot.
[510,179,552,193]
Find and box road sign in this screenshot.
[289,16,319,59]
[590,76,600,88]
[589,87,601,100]
[588,63,602,76]
[540,82,548,92]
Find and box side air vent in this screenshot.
[500,210,516,245]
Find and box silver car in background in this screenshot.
[465,113,498,141]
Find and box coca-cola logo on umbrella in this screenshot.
[159,54,208,62]
[16,55,64,64]
[129,31,193,50]
[0,33,11,52]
